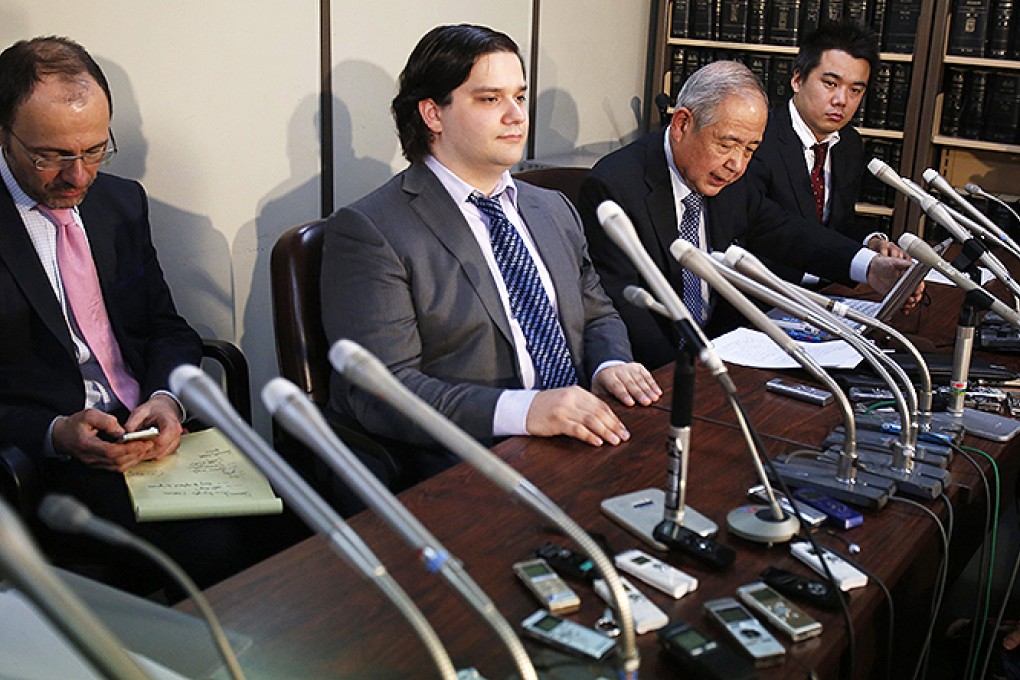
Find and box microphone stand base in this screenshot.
[823,426,952,467]
[930,408,1020,442]
[601,488,718,552]
[769,457,894,510]
[727,505,800,545]
[820,448,948,499]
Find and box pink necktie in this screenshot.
[38,205,140,410]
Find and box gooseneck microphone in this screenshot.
[168,366,459,680]
[926,169,1020,258]
[967,183,1020,230]
[0,496,153,680]
[38,494,245,680]
[898,233,1020,327]
[329,340,640,678]
[261,378,537,680]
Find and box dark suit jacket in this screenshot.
[0,173,202,456]
[579,130,861,370]
[746,103,869,282]
[322,163,632,448]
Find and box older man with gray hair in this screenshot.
[579,60,912,369]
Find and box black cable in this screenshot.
[726,391,857,679]
[975,471,1020,680]
[825,544,895,680]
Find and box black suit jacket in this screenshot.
[0,173,202,456]
[579,130,861,369]
[746,103,870,282]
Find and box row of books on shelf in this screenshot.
[669,0,921,54]
[941,67,1020,143]
[948,0,1020,60]
[669,46,911,131]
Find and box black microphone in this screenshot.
[0,496,152,680]
[38,494,245,680]
[168,365,459,680]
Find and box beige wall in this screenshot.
[1,1,652,434]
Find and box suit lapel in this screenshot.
[0,185,77,357]
[403,165,514,346]
[643,135,686,269]
[775,107,818,221]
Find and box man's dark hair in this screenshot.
[0,36,112,131]
[392,24,522,163]
[793,21,879,84]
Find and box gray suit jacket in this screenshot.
[322,163,631,448]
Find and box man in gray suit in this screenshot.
[322,24,660,483]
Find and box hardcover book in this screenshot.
[947,0,991,57]
[987,0,1014,57]
[940,67,967,137]
[720,0,750,41]
[883,0,922,53]
[768,0,802,45]
[671,0,692,38]
[982,71,1020,143]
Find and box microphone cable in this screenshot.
[976,478,1020,680]
[37,494,245,680]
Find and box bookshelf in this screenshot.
[645,0,949,238]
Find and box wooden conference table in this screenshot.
[183,280,1020,679]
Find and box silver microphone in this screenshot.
[328,340,640,678]
[168,365,458,680]
[897,233,1020,327]
[38,494,244,680]
[0,496,152,680]
[260,378,537,680]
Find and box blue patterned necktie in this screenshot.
[679,192,705,325]
[469,193,578,389]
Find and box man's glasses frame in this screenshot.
[6,128,117,171]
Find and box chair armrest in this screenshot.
[201,339,252,424]
[0,445,41,518]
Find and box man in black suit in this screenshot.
[0,36,285,589]
[579,60,913,369]
[747,21,904,284]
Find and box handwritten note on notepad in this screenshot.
[124,428,282,522]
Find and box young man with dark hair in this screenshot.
[748,21,907,284]
[322,24,660,483]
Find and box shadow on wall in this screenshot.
[98,58,232,341]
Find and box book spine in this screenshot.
[720,0,750,42]
[670,0,692,38]
[670,47,686,100]
[748,0,769,42]
[870,0,887,39]
[691,0,717,39]
[801,0,823,35]
[882,0,921,53]
[987,0,1014,57]
[768,0,802,45]
[822,0,847,22]
[886,62,911,130]
[886,141,903,206]
[846,0,869,24]
[864,62,891,128]
[769,56,796,104]
[940,67,967,137]
[947,0,991,57]
[982,71,1020,143]
[960,69,990,139]
[860,139,892,204]
[747,54,773,95]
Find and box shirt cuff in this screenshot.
[44,417,70,459]
[593,360,625,383]
[863,231,888,247]
[151,389,187,423]
[850,248,878,284]
[493,389,539,437]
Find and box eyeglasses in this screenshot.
[6,128,117,171]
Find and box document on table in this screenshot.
[124,427,282,522]
[711,327,865,370]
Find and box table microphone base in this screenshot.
[930,408,1020,442]
[820,447,948,499]
[769,457,894,510]
[601,488,718,551]
[727,505,800,545]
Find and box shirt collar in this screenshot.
[788,98,840,151]
[0,151,41,213]
[423,155,518,207]
[663,128,694,201]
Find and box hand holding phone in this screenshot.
[118,426,160,443]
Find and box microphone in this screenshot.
[720,246,950,499]
[260,378,537,680]
[38,494,244,680]
[597,199,729,383]
[623,284,670,319]
[0,496,153,680]
[328,340,641,678]
[966,183,1020,231]
[925,169,1020,257]
[168,366,459,680]
[898,233,1020,327]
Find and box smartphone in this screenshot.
[118,426,160,443]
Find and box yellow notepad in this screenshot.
[124,428,283,522]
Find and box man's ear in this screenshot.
[791,69,803,94]
[418,99,442,135]
[670,107,694,137]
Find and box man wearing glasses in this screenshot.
[0,37,262,589]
